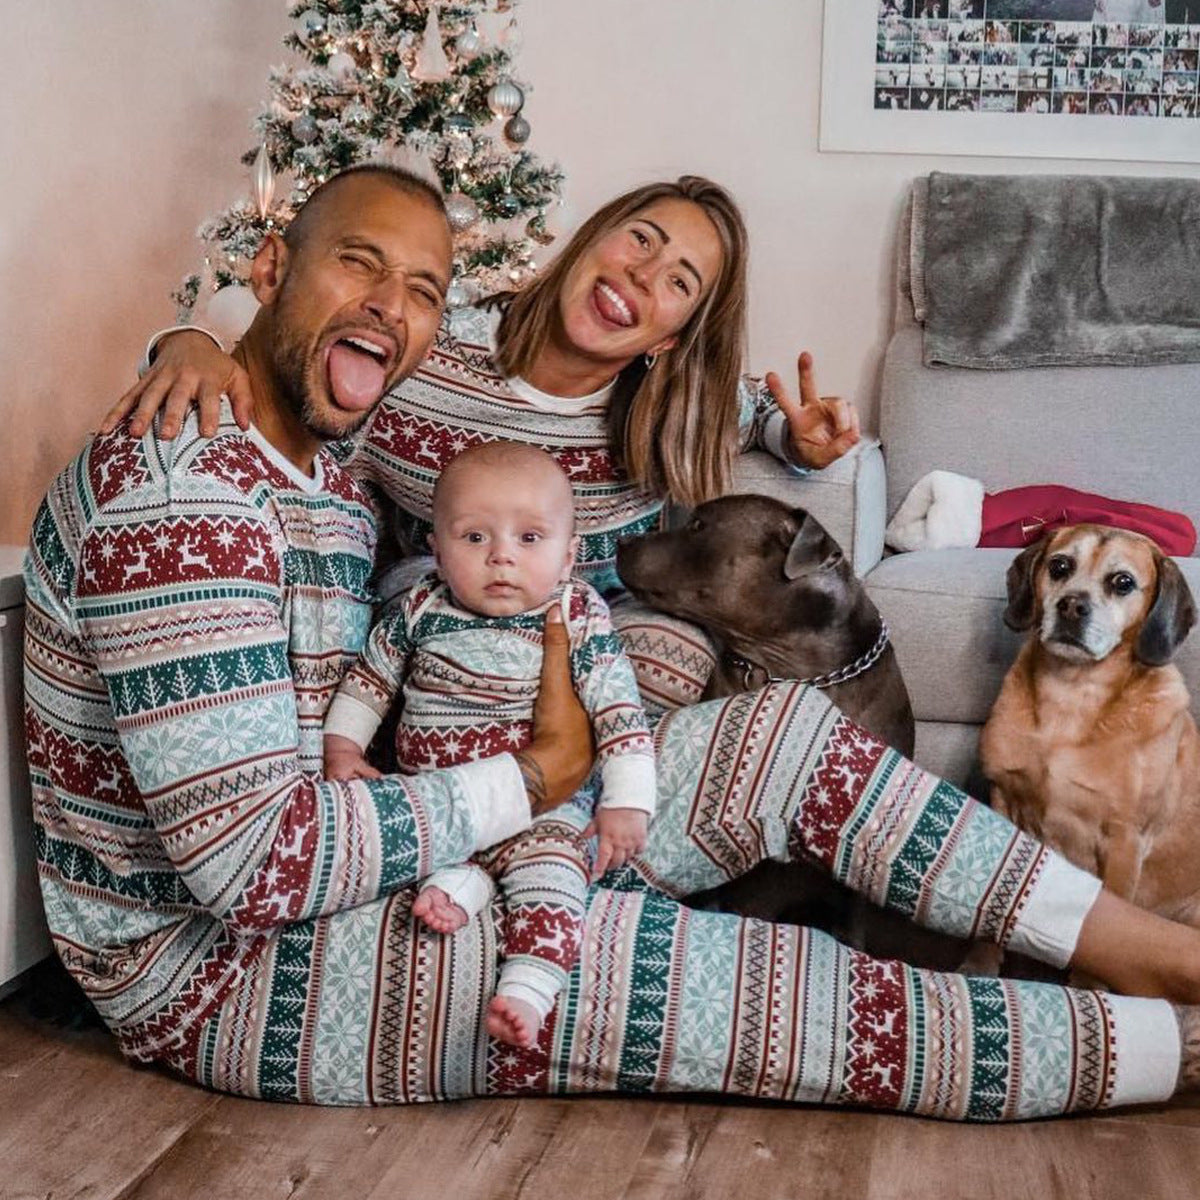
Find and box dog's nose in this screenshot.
[1056,593,1091,622]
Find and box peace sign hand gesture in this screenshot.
[765,351,861,472]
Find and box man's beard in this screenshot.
[270,284,378,443]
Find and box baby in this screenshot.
[324,441,655,1049]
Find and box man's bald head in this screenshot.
[283,164,449,256]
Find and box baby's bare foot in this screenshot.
[412,886,468,934]
[486,994,541,1048]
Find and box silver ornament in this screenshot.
[296,9,325,44]
[503,114,530,145]
[443,111,473,134]
[496,190,521,218]
[386,63,414,101]
[487,79,524,119]
[445,191,480,233]
[291,112,319,144]
[455,24,482,58]
[344,102,370,126]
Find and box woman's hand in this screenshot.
[766,351,861,471]
[514,608,594,815]
[102,331,254,440]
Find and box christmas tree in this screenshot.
[177,0,564,321]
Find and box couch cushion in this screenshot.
[880,325,1200,536]
[866,548,1200,725]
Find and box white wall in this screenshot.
[3,0,1196,543]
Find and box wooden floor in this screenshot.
[4,985,1200,1200]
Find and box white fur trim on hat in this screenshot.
[885,470,985,553]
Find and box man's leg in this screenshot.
[608,594,715,718]
[542,889,1182,1120]
[155,884,1186,1116]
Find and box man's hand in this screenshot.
[515,608,594,815]
[766,350,861,471]
[586,808,649,880]
[102,330,255,440]
[323,734,382,782]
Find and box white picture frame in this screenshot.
[820,1,1200,163]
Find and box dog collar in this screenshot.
[725,620,891,692]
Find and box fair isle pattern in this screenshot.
[27,420,1143,1117]
[337,305,787,593]
[338,574,653,783]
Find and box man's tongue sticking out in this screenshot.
[326,339,387,411]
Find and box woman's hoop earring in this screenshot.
[644,352,657,370]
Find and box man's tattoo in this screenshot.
[514,751,548,814]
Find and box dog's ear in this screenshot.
[784,511,844,580]
[1135,555,1197,666]
[1003,538,1048,632]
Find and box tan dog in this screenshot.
[980,524,1200,925]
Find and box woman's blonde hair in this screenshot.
[494,176,749,507]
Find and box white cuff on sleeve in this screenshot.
[139,325,224,377]
[459,754,531,852]
[420,863,494,920]
[323,692,384,749]
[1008,852,1103,969]
[598,752,656,816]
[1105,995,1180,1109]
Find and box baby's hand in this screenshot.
[323,734,381,782]
[587,808,648,880]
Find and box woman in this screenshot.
[101,173,1200,1117]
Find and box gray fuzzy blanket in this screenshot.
[911,172,1200,369]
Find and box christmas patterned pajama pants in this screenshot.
[164,680,1180,1118]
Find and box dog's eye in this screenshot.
[1047,555,1073,581]
[1109,572,1137,596]
[687,517,704,533]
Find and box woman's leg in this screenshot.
[629,681,1200,998]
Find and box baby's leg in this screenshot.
[476,818,592,1048]
[413,863,493,934]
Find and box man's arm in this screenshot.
[73,499,527,934]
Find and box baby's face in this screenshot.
[430,464,578,617]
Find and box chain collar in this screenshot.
[724,620,891,692]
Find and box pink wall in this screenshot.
[5,2,1196,544]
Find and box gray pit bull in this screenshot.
[617,494,969,969]
[617,493,914,755]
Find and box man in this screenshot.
[23,166,589,1076]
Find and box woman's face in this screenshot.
[555,197,724,375]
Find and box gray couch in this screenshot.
[733,218,1200,796]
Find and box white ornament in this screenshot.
[202,285,261,346]
[412,6,451,83]
[487,79,524,118]
[251,145,275,219]
[445,192,480,233]
[327,51,357,79]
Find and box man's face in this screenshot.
[263,177,453,441]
